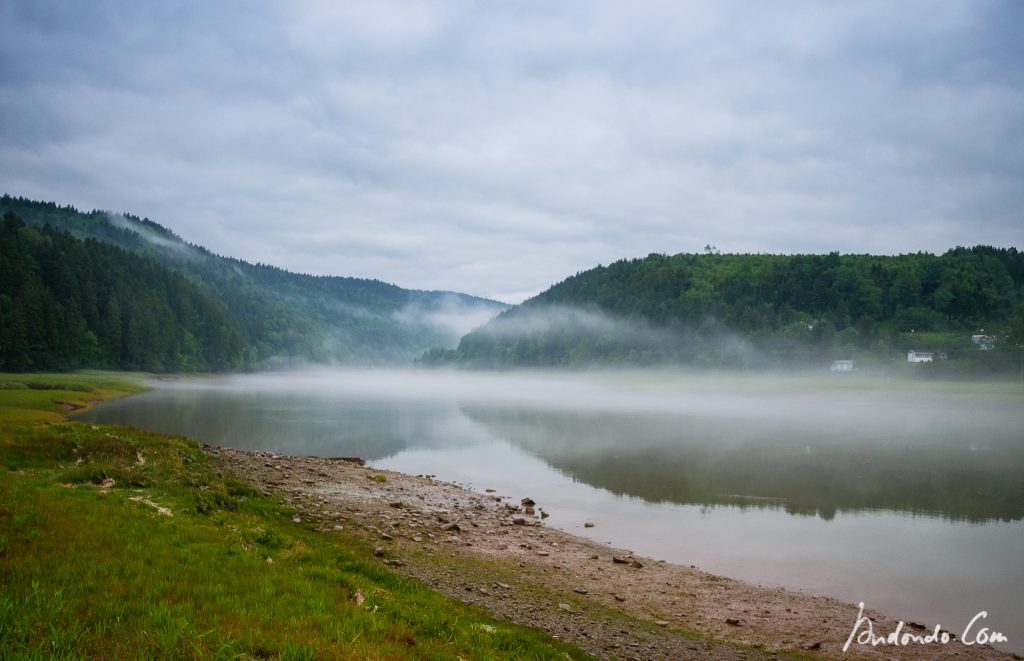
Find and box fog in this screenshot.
[457,304,764,368]
[393,294,508,340]
[157,367,1024,438]
[106,211,201,261]
[476,305,669,340]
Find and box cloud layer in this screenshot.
[1,1,1022,302]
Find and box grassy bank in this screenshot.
[0,372,590,660]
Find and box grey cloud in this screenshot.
[1,1,1021,302]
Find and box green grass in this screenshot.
[0,373,591,660]
[0,372,145,424]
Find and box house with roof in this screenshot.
[907,350,933,363]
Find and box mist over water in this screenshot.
[80,368,1024,652]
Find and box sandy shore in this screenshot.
[210,446,1018,661]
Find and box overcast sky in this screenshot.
[2,1,1022,302]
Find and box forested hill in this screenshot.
[0,195,506,369]
[1,213,242,371]
[425,249,1024,370]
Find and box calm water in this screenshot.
[80,369,1024,652]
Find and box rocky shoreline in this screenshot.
[210,446,1017,661]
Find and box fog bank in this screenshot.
[154,368,1024,438]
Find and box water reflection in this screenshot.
[460,406,1024,522]
[79,372,1024,523]
[81,389,448,458]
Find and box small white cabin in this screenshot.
[907,350,934,363]
[971,334,995,350]
[830,360,855,372]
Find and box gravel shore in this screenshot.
[210,446,1017,661]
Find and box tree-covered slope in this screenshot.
[0,212,242,372]
[427,249,1024,369]
[1,195,506,367]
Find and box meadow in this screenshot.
[0,372,589,660]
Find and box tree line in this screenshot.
[1,212,243,372]
[427,249,1024,371]
[0,195,504,369]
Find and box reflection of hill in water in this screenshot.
[79,390,432,460]
[82,380,1024,523]
[461,406,1024,523]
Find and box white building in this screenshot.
[907,350,934,363]
[971,334,995,350]
[830,360,855,372]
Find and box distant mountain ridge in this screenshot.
[1,195,506,369]
[425,249,1024,371]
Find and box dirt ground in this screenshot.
[211,446,1018,661]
